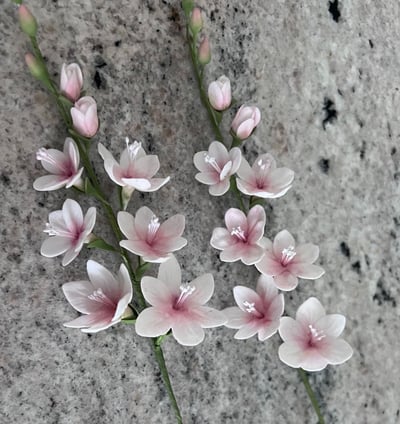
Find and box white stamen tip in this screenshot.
[231,226,247,242]
[43,223,58,236]
[243,300,256,313]
[308,324,326,341]
[281,246,296,264]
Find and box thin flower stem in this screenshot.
[230,177,247,212]
[298,369,325,424]
[153,337,183,424]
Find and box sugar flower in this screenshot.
[231,105,261,140]
[40,198,96,266]
[210,205,267,265]
[98,138,170,208]
[236,153,294,198]
[278,297,353,371]
[71,96,99,138]
[60,63,83,102]
[33,137,84,191]
[208,75,232,111]
[255,230,325,291]
[62,260,133,333]
[224,275,284,340]
[118,206,187,263]
[135,256,226,346]
[193,141,241,196]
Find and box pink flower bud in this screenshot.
[198,37,211,65]
[60,63,83,102]
[18,5,37,37]
[231,105,261,140]
[25,53,46,81]
[189,7,203,35]
[208,75,231,111]
[71,96,99,138]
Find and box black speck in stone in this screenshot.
[318,158,330,174]
[394,172,400,180]
[390,230,396,239]
[391,147,396,155]
[322,98,337,129]
[365,254,370,266]
[92,44,103,54]
[369,39,374,48]
[114,40,121,47]
[50,397,56,408]
[328,0,341,22]
[93,71,105,89]
[340,241,350,258]
[210,10,215,21]
[1,173,10,185]
[394,217,400,227]
[377,317,383,324]
[360,140,366,159]
[351,261,361,274]
[337,89,343,96]
[94,56,107,68]
[373,278,396,307]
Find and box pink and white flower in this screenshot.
[98,138,170,208]
[210,205,267,265]
[71,96,99,138]
[63,260,133,333]
[33,137,84,191]
[231,105,261,140]
[278,297,353,371]
[118,206,187,263]
[208,75,232,111]
[224,275,284,340]
[256,230,324,291]
[236,153,294,198]
[135,256,227,346]
[60,63,83,102]
[41,199,96,266]
[193,141,241,196]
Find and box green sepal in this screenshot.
[214,110,223,125]
[84,178,108,204]
[87,238,117,252]
[182,0,194,15]
[121,318,136,324]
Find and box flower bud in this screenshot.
[18,5,37,37]
[208,75,231,111]
[189,7,203,35]
[25,53,46,81]
[60,63,83,102]
[231,105,261,140]
[198,37,211,65]
[71,96,99,138]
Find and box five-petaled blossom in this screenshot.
[98,138,170,209]
[278,297,353,371]
[33,137,84,191]
[63,260,133,333]
[135,256,227,346]
[208,75,232,111]
[256,230,324,291]
[236,153,294,198]
[224,274,284,340]
[71,96,99,138]
[193,141,241,196]
[118,206,187,263]
[41,198,96,266]
[210,205,267,265]
[60,63,83,102]
[231,105,261,140]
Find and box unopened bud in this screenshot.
[189,7,203,35]
[18,5,38,37]
[25,53,46,81]
[198,37,211,65]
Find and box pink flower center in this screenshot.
[87,288,116,308]
[281,246,296,266]
[44,223,84,243]
[307,324,326,347]
[256,158,271,188]
[230,226,247,242]
[146,215,160,244]
[243,301,264,318]
[174,284,196,310]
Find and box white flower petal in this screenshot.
[273,230,296,257]
[135,307,172,337]
[188,273,214,305]
[196,306,227,328]
[172,320,205,346]
[158,255,182,289]
[296,297,326,325]
[41,236,71,257]
[316,314,346,338]
[223,307,249,329]
[62,199,83,231]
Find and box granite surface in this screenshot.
[1,0,399,423]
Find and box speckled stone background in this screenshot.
[1,0,399,423]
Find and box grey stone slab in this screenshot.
[1,0,399,423]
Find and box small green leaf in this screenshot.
[214,110,223,125]
[121,318,136,324]
[87,238,117,252]
[182,0,194,15]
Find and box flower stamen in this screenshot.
[204,153,222,173]
[126,137,142,160]
[175,284,196,307]
[231,226,247,242]
[147,215,160,243]
[308,324,326,342]
[281,246,296,265]
[87,287,115,307]
[243,300,263,318]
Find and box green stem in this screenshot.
[298,369,325,424]
[230,176,247,213]
[153,337,183,424]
